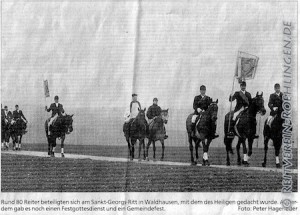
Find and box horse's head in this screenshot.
[207,99,218,122]
[161,109,169,124]
[251,92,266,116]
[136,108,146,123]
[64,114,74,134]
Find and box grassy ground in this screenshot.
[2,153,297,192]
[22,143,298,168]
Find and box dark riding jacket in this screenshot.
[47,103,65,117]
[2,110,12,120]
[13,110,27,121]
[229,91,252,112]
[268,92,283,116]
[193,95,212,114]
[147,104,162,119]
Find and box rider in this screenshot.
[45,95,65,135]
[147,98,168,139]
[192,85,219,138]
[267,83,283,127]
[2,105,12,148]
[3,105,13,124]
[13,105,28,130]
[130,93,141,119]
[229,81,252,122]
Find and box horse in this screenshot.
[1,116,13,150]
[186,100,219,166]
[262,110,283,168]
[45,114,74,157]
[224,92,266,166]
[10,118,27,150]
[146,109,169,161]
[123,108,147,161]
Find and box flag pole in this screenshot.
[227,75,236,133]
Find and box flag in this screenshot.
[235,51,259,82]
[43,80,50,97]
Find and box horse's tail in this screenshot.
[186,114,193,133]
[224,111,234,134]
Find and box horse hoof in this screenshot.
[202,160,206,166]
[262,162,266,167]
[191,161,196,166]
[237,160,241,166]
[242,161,249,166]
[276,163,281,168]
[146,157,149,161]
[226,162,230,166]
[61,153,65,158]
[130,158,133,161]
[206,160,210,166]
[51,154,55,157]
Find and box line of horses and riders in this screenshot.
[123,81,283,168]
[1,82,283,168]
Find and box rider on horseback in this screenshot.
[13,105,28,131]
[45,95,65,135]
[2,105,12,149]
[191,85,219,138]
[124,94,148,135]
[230,81,252,122]
[266,83,283,127]
[228,81,259,138]
[146,98,168,139]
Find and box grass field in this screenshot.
[1,143,298,192]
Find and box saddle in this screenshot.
[148,117,159,130]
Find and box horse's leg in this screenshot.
[138,139,143,161]
[236,138,242,165]
[274,139,282,168]
[188,134,195,165]
[18,134,23,151]
[51,136,56,157]
[126,137,131,158]
[146,139,151,161]
[142,139,146,160]
[247,138,254,158]
[153,141,156,161]
[130,139,136,160]
[224,136,234,166]
[262,136,269,167]
[241,138,249,166]
[160,139,165,161]
[203,139,212,166]
[195,139,200,164]
[61,135,65,157]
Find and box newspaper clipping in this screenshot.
[0,0,299,214]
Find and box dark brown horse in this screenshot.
[262,110,283,168]
[146,109,169,161]
[124,108,147,161]
[10,118,27,150]
[1,115,13,150]
[186,100,218,166]
[224,92,266,166]
[45,114,73,157]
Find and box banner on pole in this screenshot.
[43,80,50,97]
[235,51,259,82]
